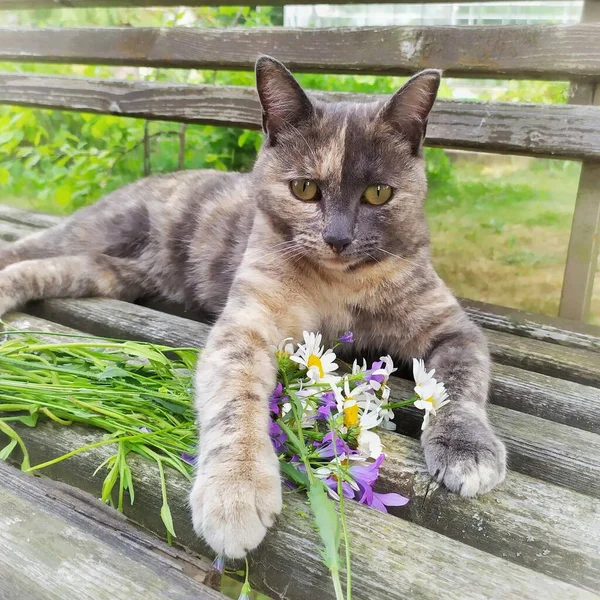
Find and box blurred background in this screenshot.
[1,1,598,324]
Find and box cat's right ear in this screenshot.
[255,55,314,145]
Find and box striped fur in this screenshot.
[0,57,505,558]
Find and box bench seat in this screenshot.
[0,206,599,599]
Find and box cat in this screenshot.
[0,56,506,558]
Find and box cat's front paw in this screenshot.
[421,413,506,497]
[190,447,282,559]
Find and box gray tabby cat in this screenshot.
[0,57,506,558]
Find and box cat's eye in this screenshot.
[291,179,319,201]
[363,184,393,206]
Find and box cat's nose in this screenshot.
[323,233,352,253]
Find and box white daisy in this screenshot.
[412,358,436,391]
[414,379,450,430]
[357,429,383,459]
[290,331,340,384]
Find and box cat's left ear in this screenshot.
[377,69,441,154]
[255,55,315,145]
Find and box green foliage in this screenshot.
[0,6,571,216]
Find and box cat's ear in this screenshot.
[255,55,314,145]
[377,69,441,154]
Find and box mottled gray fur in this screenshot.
[0,57,506,558]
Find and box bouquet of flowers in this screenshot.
[229,331,450,600]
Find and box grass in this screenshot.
[426,155,599,325]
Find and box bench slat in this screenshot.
[2,25,600,81]
[4,314,600,594]
[388,379,600,498]
[462,298,600,353]
[1,73,600,159]
[16,299,600,498]
[0,462,225,600]
[2,417,596,600]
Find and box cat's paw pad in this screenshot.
[422,420,506,497]
[190,455,282,558]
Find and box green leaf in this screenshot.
[98,366,131,380]
[149,396,188,415]
[0,439,18,461]
[0,420,30,471]
[55,185,73,207]
[160,500,176,538]
[280,459,309,488]
[0,168,10,185]
[307,480,341,572]
[14,412,39,427]
[101,455,120,503]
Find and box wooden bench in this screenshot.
[0,2,600,599]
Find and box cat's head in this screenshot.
[253,56,441,272]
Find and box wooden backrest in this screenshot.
[0,0,598,322]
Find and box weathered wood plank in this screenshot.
[1,73,600,159]
[377,431,600,593]
[387,378,600,498]
[2,25,600,81]
[1,0,591,8]
[485,327,600,387]
[2,418,597,599]
[13,302,600,498]
[24,294,600,402]
[491,363,600,433]
[0,204,62,229]
[0,462,226,600]
[462,298,600,353]
[4,312,600,592]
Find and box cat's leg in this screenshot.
[0,254,146,316]
[189,269,310,558]
[0,228,67,271]
[417,309,506,496]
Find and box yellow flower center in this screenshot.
[307,354,325,379]
[425,396,434,404]
[344,402,359,427]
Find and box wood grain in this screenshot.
[3,314,600,594]
[1,73,600,159]
[13,301,600,496]
[461,297,600,353]
[0,462,226,600]
[1,418,597,599]
[2,24,600,80]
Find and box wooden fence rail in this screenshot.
[1,25,600,81]
[1,73,600,160]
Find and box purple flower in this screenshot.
[313,431,349,459]
[347,453,410,512]
[365,360,386,387]
[348,453,385,489]
[338,331,354,344]
[360,488,409,513]
[323,475,355,499]
[212,554,225,573]
[180,452,197,466]
[269,419,287,452]
[269,382,288,416]
[316,391,337,420]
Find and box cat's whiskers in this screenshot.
[244,242,304,268]
[376,247,413,266]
